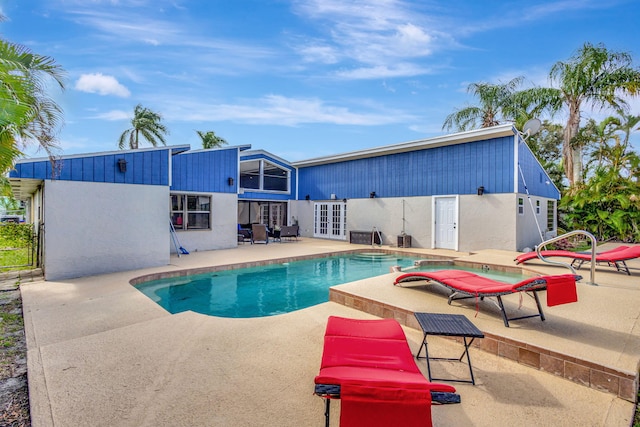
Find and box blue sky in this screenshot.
[1,0,639,161]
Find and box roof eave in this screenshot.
[292,124,516,167]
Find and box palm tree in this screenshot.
[196,130,228,149]
[118,104,168,149]
[527,43,640,187]
[442,77,524,132]
[0,34,66,173]
[616,113,640,151]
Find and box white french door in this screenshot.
[314,202,347,240]
[259,203,285,228]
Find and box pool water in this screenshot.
[135,253,421,318]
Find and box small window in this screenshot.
[547,201,555,231]
[171,194,211,230]
[518,197,524,215]
[536,200,541,215]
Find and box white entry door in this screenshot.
[434,196,458,250]
[314,202,347,240]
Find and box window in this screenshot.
[536,200,541,215]
[240,159,289,192]
[518,197,524,215]
[171,194,211,230]
[547,200,555,231]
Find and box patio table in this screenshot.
[414,312,484,385]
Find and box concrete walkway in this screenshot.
[22,239,638,426]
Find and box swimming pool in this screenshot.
[135,253,422,318]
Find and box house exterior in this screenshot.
[9,124,559,280]
[294,124,559,252]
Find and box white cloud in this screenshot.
[160,94,415,127]
[91,110,130,121]
[75,73,131,97]
[336,63,431,80]
[291,0,450,76]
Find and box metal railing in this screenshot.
[372,227,382,247]
[535,230,597,285]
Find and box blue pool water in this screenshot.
[135,253,422,318]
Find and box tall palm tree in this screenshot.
[442,77,524,132]
[196,130,228,149]
[525,43,640,187]
[0,34,66,173]
[118,104,168,149]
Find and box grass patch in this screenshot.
[0,248,32,269]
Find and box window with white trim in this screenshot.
[171,194,211,230]
[240,159,289,192]
[536,200,541,215]
[518,197,524,215]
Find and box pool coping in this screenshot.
[129,248,456,285]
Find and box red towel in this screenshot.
[545,275,578,307]
[340,382,432,427]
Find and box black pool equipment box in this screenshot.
[397,234,411,248]
[350,230,382,245]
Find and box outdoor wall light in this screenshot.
[117,158,127,173]
[342,198,347,203]
[370,191,376,198]
[227,177,234,186]
[477,186,485,196]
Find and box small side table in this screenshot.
[414,312,484,385]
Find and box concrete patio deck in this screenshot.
[21,239,639,426]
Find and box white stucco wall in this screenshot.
[171,192,238,253]
[43,180,170,280]
[293,194,531,252]
[515,194,555,251]
[458,194,517,251]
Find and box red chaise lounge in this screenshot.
[394,271,581,327]
[515,245,640,275]
[314,316,460,427]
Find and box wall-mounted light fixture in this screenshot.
[305,194,310,200]
[369,191,376,199]
[477,186,485,196]
[227,177,234,186]
[342,198,347,203]
[117,158,127,173]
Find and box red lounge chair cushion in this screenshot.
[314,315,456,392]
[324,316,406,340]
[515,246,637,264]
[394,271,578,308]
[340,382,432,427]
[545,274,578,306]
[394,270,543,294]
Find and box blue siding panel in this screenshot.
[104,155,115,183]
[94,156,105,182]
[171,148,239,193]
[298,136,517,199]
[82,158,94,181]
[70,158,82,181]
[34,161,47,180]
[518,142,561,199]
[12,149,171,186]
[132,152,144,184]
